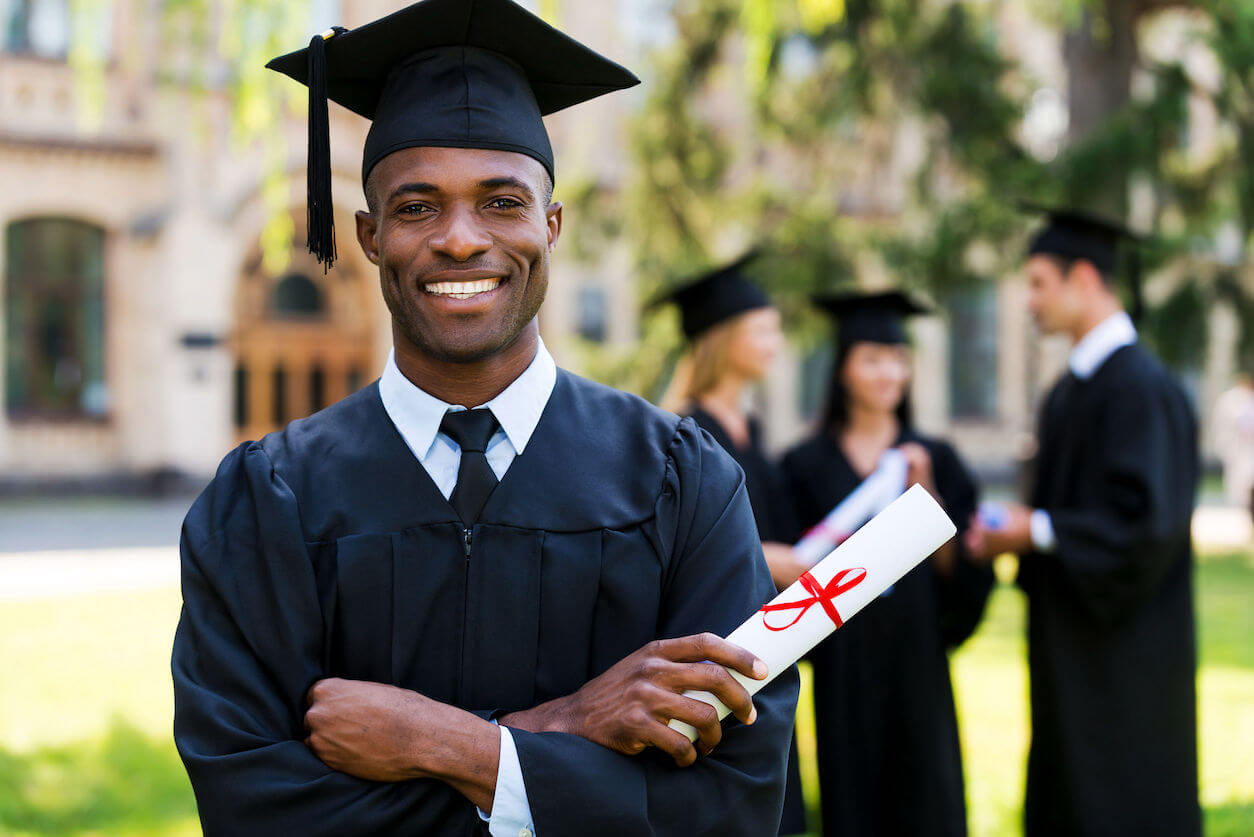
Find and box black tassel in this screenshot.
[306,29,345,271]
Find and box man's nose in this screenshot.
[430,206,492,261]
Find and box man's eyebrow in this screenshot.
[388,182,440,201]
[478,176,536,197]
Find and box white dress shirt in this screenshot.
[379,338,556,837]
[1031,312,1138,552]
[1067,310,1138,381]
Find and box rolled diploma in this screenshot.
[669,483,956,742]
[793,448,908,565]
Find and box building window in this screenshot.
[5,218,107,419]
[271,273,324,317]
[309,364,326,413]
[271,365,288,426]
[3,0,70,57]
[233,365,249,429]
[947,284,999,420]
[575,284,608,342]
[798,343,834,423]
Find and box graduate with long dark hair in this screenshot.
[782,291,993,836]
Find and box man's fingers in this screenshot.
[655,634,767,680]
[665,661,756,725]
[305,677,341,707]
[643,723,700,768]
[651,692,723,752]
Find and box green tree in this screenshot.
[616,0,1254,395]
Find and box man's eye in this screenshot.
[487,197,523,209]
[399,204,431,215]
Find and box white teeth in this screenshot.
[424,278,502,298]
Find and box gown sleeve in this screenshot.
[1041,374,1197,626]
[927,440,994,649]
[172,443,486,836]
[509,419,800,836]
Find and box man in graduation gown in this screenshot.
[170,2,798,835]
[967,208,1201,836]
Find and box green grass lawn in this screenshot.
[0,588,198,836]
[1,552,1251,836]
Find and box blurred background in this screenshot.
[0,0,1252,834]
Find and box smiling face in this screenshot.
[355,146,561,364]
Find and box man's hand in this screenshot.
[762,541,809,591]
[304,678,499,811]
[500,633,767,768]
[965,502,1034,563]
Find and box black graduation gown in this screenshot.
[781,428,992,837]
[686,406,808,836]
[687,406,800,544]
[171,370,799,837]
[1021,343,1201,837]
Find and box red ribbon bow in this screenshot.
[759,567,867,632]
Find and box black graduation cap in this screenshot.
[651,251,771,340]
[1024,204,1146,319]
[813,290,930,353]
[266,0,640,269]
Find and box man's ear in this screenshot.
[1069,259,1107,295]
[545,201,563,252]
[355,210,380,265]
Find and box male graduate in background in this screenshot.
[967,207,1201,836]
[170,1,797,834]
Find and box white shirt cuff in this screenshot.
[1030,509,1057,553]
[477,724,535,837]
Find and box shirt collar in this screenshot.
[379,337,557,458]
[480,338,557,454]
[1069,311,1137,380]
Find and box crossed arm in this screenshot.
[303,633,767,813]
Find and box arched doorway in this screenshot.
[229,220,380,443]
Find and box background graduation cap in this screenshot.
[1022,203,1147,320]
[651,251,772,340]
[266,0,640,269]
[813,289,931,355]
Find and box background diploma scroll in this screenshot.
[669,483,957,743]
[793,448,908,565]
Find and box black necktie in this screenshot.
[440,409,500,525]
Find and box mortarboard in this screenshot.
[651,251,772,340]
[813,290,930,353]
[267,0,640,269]
[1024,204,1146,319]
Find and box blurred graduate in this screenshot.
[966,208,1201,836]
[782,291,993,836]
[655,252,809,835]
